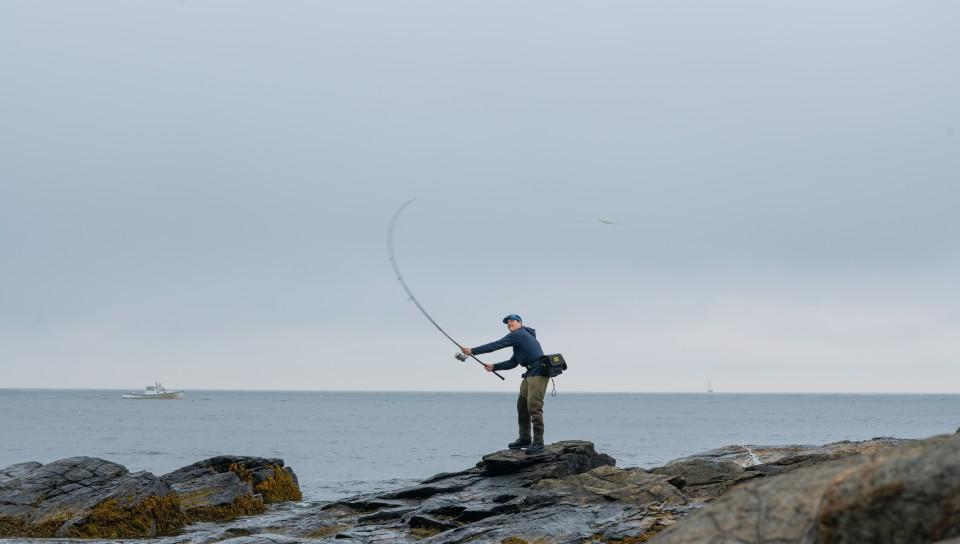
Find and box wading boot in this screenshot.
[508,438,532,450]
[525,442,544,455]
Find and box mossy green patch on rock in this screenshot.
[224,461,302,503]
[226,462,254,486]
[183,492,266,522]
[255,465,303,502]
[0,512,70,538]
[0,516,29,537]
[66,495,188,538]
[0,516,23,537]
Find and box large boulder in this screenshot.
[478,440,615,479]
[162,455,302,521]
[651,433,960,543]
[163,469,264,522]
[0,456,187,538]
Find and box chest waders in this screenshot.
[518,375,550,444]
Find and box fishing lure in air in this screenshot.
[387,200,506,380]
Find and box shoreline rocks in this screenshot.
[182,436,949,544]
[652,434,960,543]
[6,434,960,543]
[0,455,302,539]
[650,437,910,500]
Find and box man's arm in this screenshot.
[492,355,520,372]
[470,334,516,355]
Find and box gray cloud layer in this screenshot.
[2,1,957,391]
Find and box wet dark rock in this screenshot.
[406,513,460,531]
[0,456,186,538]
[227,440,673,544]
[164,455,302,504]
[531,465,687,505]
[163,469,264,522]
[0,461,42,481]
[650,458,760,499]
[651,433,960,543]
[0,455,304,540]
[210,536,306,544]
[650,436,910,499]
[479,440,615,479]
[330,497,408,512]
[357,506,416,523]
[7,435,940,543]
[663,436,910,468]
[242,436,917,544]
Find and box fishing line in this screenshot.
[387,199,506,381]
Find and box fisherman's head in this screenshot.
[502,314,522,332]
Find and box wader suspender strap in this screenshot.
[551,377,557,397]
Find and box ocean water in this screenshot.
[2,389,958,502]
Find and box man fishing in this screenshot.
[461,314,548,455]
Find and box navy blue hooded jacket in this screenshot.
[472,326,547,377]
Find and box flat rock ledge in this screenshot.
[0,455,302,538]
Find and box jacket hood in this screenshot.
[521,326,536,337]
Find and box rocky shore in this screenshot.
[0,455,301,539]
[4,432,960,543]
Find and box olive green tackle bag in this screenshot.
[543,353,567,377]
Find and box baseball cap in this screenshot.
[502,314,522,324]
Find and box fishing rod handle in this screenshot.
[456,351,505,380]
[469,355,505,380]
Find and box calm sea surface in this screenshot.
[2,390,958,501]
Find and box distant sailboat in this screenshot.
[707,380,714,393]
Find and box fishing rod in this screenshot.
[387,199,506,381]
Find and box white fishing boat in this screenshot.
[122,382,184,400]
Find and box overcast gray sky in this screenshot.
[2,1,957,392]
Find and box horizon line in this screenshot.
[1,387,959,395]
